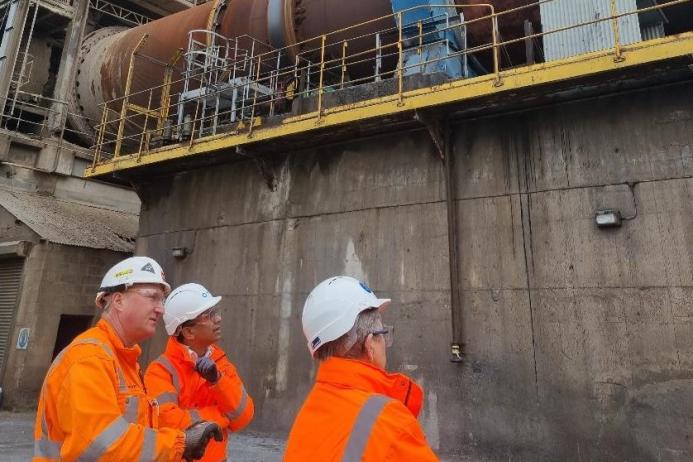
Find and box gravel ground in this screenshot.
[1,411,461,461]
[0,411,284,461]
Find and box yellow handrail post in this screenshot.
[114,33,148,158]
[609,0,625,62]
[248,54,263,137]
[158,48,183,134]
[317,35,327,122]
[417,20,423,55]
[397,12,404,105]
[188,100,200,147]
[137,89,153,162]
[91,102,108,172]
[491,12,502,87]
[340,41,348,89]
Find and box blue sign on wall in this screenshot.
[16,328,29,350]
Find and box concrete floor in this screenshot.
[0,411,284,461]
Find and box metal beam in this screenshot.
[46,0,89,135]
[89,0,151,26]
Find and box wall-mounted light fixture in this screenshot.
[171,247,189,259]
[595,209,623,228]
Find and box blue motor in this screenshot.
[391,0,472,79]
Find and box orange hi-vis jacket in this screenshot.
[144,338,254,462]
[284,357,440,462]
[33,319,185,462]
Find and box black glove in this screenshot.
[195,356,220,383]
[183,421,223,461]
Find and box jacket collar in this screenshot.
[96,319,142,362]
[316,357,424,417]
[165,337,222,366]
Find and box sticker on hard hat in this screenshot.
[202,292,208,298]
[115,268,134,278]
[141,263,156,274]
[359,282,373,293]
[311,337,322,349]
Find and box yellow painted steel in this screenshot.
[86,32,693,177]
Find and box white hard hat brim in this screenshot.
[374,298,391,310]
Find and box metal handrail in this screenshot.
[89,0,692,168]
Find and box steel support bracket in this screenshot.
[414,110,444,161]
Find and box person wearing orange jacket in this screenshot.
[284,276,440,461]
[34,256,222,462]
[145,283,254,462]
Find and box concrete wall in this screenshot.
[0,243,125,409]
[0,206,38,243]
[136,81,693,461]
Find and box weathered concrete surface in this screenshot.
[0,243,125,409]
[136,80,693,460]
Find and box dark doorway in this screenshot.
[51,315,93,360]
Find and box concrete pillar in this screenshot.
[0,0,31,113]
[45,0,89,135]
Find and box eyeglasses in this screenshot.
[197,307,221,322]
[127,288,166,305]
[371,325,394,348]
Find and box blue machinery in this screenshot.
[391,0,474,78]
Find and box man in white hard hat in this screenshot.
[34,256,222,462]
[284,276,439,461]
[145,283,254,462]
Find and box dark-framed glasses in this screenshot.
[371,325,394,348]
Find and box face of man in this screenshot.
[113,283,167,344]
[182,307,222,348]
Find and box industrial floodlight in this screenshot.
[595,209,622,228]
[171,247,188,259]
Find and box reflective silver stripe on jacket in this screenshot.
[225,386,249,421]
[76,416,130,462]
[124,396,140,423]
[155,356,181,393]
[155,391,178,405]
[189,408,202,424]
[138,428,156,462]
[341,395,391,462]
[34,412,61,459]
[34,436,61,459]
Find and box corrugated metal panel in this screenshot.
[641,22,665,41]
[540,0,642,61]
[0,259,23,374]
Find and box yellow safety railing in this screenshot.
[88,0,693,173]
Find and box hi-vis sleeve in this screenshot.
[209,355,254,432]
[145,359,230,430]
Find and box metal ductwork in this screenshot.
[68,0,539,143]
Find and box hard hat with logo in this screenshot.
[95,256,170,308]
[163,283,222,336]
[302,276,390,357]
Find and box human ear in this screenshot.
[364,333,376,362]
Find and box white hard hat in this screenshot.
[163,283,222,336]
[95,256,170,308]
[302,276,390,357]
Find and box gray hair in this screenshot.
[315,308,383,361]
